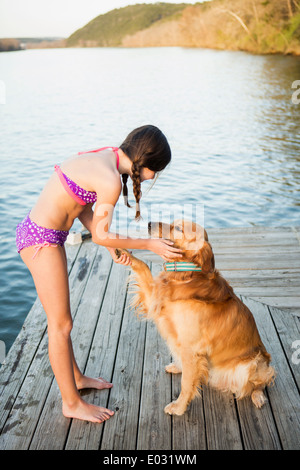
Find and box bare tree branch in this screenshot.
[217,8,257,43]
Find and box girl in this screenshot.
[16,125,182,424]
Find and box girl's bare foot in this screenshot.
[63,398,114,424]
[76,375,113,391]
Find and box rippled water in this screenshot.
[0,47,299,352]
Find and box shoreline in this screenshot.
[2,44,300,58]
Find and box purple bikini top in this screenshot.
[54,147,120,206]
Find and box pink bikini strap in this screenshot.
[32,242,58,259]
[54,165,86,206]
[78,146,120,170]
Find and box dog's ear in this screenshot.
[191,241,215,274]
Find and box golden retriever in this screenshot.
[117,220,275,416]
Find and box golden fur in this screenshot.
[118,220,275,416]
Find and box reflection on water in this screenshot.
[0,47,299,351]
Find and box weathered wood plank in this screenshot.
[293,227,300,245]
[29,244,113,450]
[0,240,98,450]
[210,236,299,247]
[209,232,298,243]
[136,321,172,450]
[243,297,300,312]
[220,269,300,287]
[241,296,300,450]
[236,395,282,450]
[171,379,207,451]
[233,287,300,298]
[213,246,300,254]
[0,243,81,436]
[208,227,294,235]
[64,260,129,450]
[136,263,172,450]
[204,386,243,450]
[214,253,300,270]
[100,280,147,450]
[233,300,282,450]
[268,305,300,389]
[135,251,300,271]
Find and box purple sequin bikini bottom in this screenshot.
[16,213,69,259]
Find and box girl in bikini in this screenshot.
[16,124,182,424]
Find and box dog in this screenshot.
[117,219,275,416]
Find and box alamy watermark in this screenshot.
[291,80,300,104]
[291,340,300,365]
[96,202,206,249]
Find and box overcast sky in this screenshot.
[0,0,202,38]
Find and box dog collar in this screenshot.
[164,261,202,272]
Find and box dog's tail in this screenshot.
[250,362,276,408]
[209,352,275,406]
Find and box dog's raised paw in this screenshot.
[164,401,186,416]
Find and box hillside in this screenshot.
[66,1,300,55]
[66,3,188,47]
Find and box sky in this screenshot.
[0,0,200,38]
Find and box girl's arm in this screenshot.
[92,209,180,260]
[90,175,182,261]
[78,205,130,264]
[78,204,94,232]
[91,199,150,250]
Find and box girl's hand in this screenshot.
[148,238,183,261]
[107,247,132,266]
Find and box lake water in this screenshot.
[0,47,299,353]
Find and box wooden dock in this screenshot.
[0,226,299,450]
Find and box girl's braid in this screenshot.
[121,161,142,220]
[131,160,142,220]
[121,174,130,208]
[119,125,171,220]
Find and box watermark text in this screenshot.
[291,80,300,104]
[95,203,205,249]
[291,340,300,365]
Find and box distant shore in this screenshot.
[1,38,299,57]
[0,37,65,52]
[2,0,300,57]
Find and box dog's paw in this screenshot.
[164,400,186,416]
[116,249,147,270]
[165,363,181,374]
[115,248,130,258]
[115,248,136,265]
[251,390,267,408]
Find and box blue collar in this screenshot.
[164,261,202,272]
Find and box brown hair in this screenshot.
[119,125,171,219]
